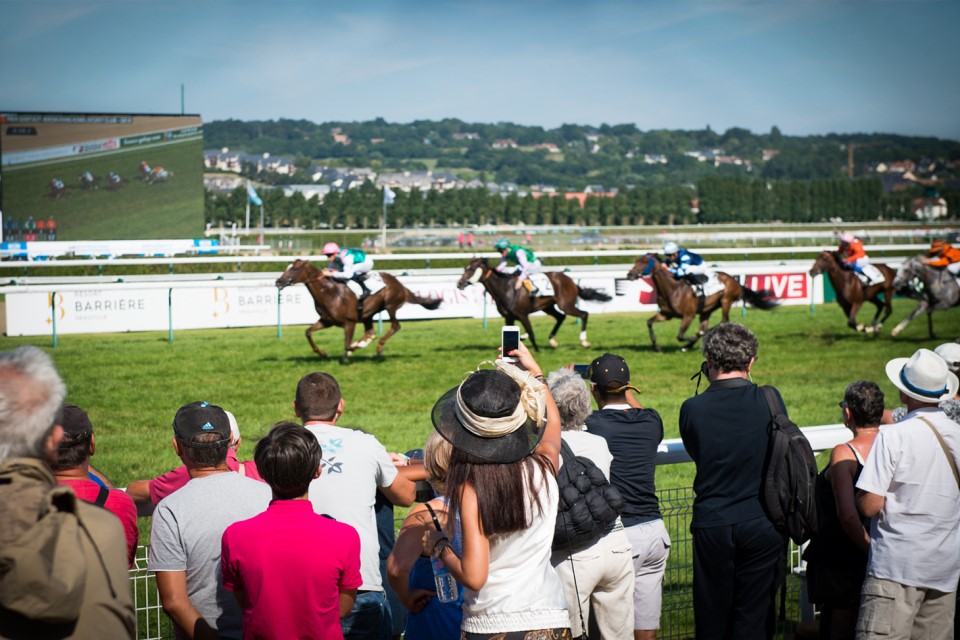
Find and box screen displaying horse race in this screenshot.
[0,112,204,240]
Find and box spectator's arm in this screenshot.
[830,447,870,552]
[856,489,884,519]
[379,473,416,507]
[156,571,218,640]
[339,589,358,618]
[394,460,429,483]
[125,479,152,503]
[425,483,488,591]
[387,507,435,613]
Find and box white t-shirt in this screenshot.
[148,472,272,640]
[561,429,614,477]
[462,461,570,633]
[856,407,960,592]
[304,422,399,591]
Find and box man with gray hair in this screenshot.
[548,367,635,639]
[680,323,786,640]
[855,348,960,640]
[0,345,135,638]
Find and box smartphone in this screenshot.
[573,364,590,379]
[501,326,520,362]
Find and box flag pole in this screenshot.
[380,193,387,251]
[245,180,251,233]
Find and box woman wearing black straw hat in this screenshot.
[423,341,572,639]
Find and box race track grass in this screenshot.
[2,301,958,496]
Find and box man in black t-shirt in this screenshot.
[585,353,669,640]
[679,323,786,640]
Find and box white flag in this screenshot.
[384,186,396,205]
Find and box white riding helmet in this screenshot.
[322,242,340,255]
[663,241,679,254]
[839,232,854,244]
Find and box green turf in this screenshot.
[2,301,957,493]
[3,138,204,240]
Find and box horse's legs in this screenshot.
[543,305,567,349]
[375,311,402,356]
[647,313,668,353]
[927,308,937,339]
[891,302,928,337]
[305,320,330,358]
[847,302,865,332]
[518,315,539,352]
[676,314,700,352]
[342,321,358,358]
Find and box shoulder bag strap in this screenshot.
[761,385,783,418]
[917,416,960,489]
[94,484,110,507]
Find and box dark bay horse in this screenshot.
[890,256,960,338]
[626,254,777,352]
[457,258,611,351]
[808,251,895,334]
[275,259,442,358]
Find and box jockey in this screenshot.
[322,242,375,310]
[838,231,870,275]
[923,239,960,277]
[494,237,543,296]
[663,241,708,286]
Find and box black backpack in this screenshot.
[760,386,819,545]
[552,440,624,552]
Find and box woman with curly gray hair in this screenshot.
[547,367,635,639]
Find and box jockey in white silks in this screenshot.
[322,242,375,307]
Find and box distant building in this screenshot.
[492,139,518,149]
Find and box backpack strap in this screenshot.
[94,484,110,507]
[559,439,576,467]
[761,385,785,419]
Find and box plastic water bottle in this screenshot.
[431,554,458,603]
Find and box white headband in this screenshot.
[453,361,547,439]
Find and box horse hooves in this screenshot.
[581,341,591,349]
[855,324,865,332]
[549,338,559,349]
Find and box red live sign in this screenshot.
[745,273,808,300]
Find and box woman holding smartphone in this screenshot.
[423,341,571,639]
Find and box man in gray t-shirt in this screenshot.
[148,402,271,640]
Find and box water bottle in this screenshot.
[425,503,458,603]
[431,552,458,603]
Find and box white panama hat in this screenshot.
[934,343,960,375]
[885,348,959,403]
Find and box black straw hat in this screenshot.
[431,369,544,463]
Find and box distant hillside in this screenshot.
[204,118,960,190]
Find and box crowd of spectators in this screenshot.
[1,327,959,640]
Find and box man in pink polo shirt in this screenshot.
[51,403,139,567]
[221,421,362,639]
[126,409,263,510]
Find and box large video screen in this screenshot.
[0,112,203,240]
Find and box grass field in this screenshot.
[2,302,958,494]
[3,138,204,240]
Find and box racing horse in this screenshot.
[49,178,66,199]
[457,258,611,351]
[140,161,172,184]
[77,171,98,190]
[626,254,778,352]
[808,251,896,334]
[890,256,960,338]
[275,259,442,359]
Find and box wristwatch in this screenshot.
[431,537,451,560]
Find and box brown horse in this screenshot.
[626,254,778,352]
[457,258,611,351]
[275,259,441,358]
[808,251,895,334]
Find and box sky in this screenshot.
[2,0,959,140]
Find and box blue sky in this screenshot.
[2,0,958,140]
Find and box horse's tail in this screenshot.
[406,288,442,310]
[741,287,779,310]
[577,285,612,303]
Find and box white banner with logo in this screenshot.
[4,265,819,337]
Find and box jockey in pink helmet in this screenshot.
[322,242,375,313]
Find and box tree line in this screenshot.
[205,176,948,230]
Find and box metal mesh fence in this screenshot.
[127,486,808,639]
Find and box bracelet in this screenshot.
[431,536,450,560]
[534,374,546,383]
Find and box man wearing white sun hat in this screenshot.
[855,348,960,640]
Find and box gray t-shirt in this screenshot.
[148,471,272,639]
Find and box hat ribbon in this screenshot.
[900,367,947,398]
[454,387,528,438]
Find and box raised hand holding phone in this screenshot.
[501,326,520,363]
